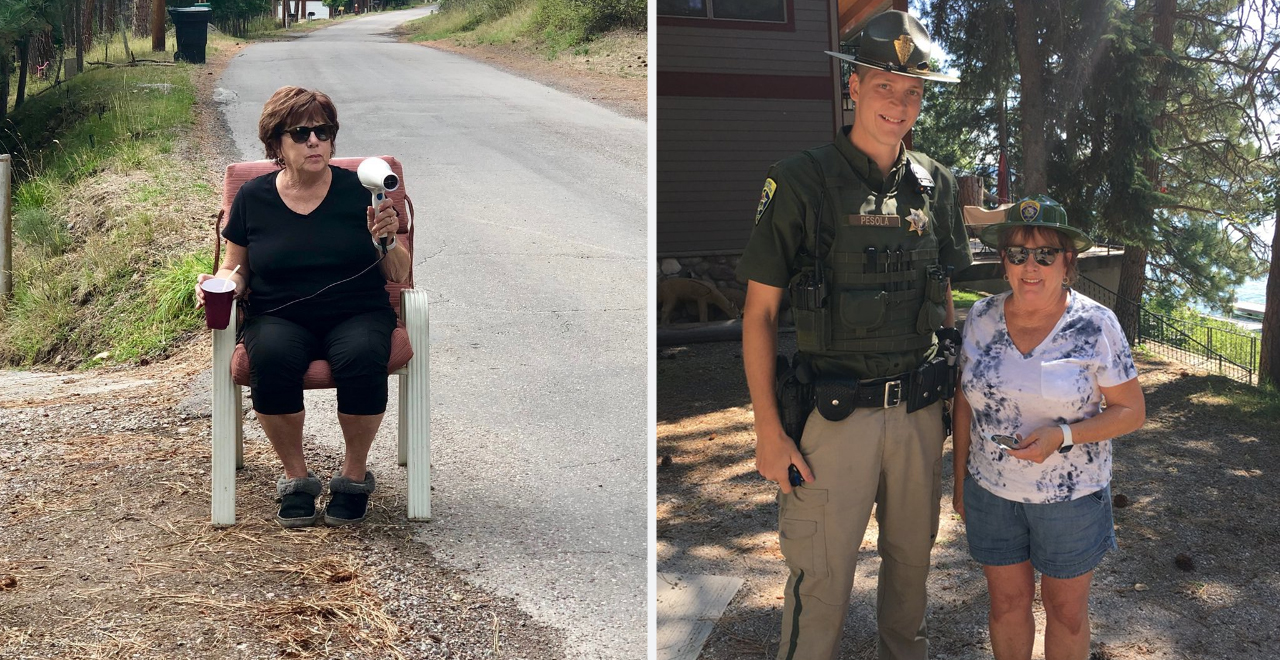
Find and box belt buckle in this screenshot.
[883,380,902,408]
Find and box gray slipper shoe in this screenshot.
[276,471,322,528]
[324,470,376,526]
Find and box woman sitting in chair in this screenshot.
[196,86,411,528]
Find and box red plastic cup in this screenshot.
[201,278,236,330]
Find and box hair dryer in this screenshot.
[357,157,399,252]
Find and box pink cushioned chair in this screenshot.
[210,156,431,525]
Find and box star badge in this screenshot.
[908,209,929,236]
[894,34,914,65]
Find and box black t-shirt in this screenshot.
[222,165,392,322]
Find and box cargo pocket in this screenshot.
[839,290,886,332]
[930,457,943,541]
[779,488,829,583]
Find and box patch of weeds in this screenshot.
[110,251,214,362]
[0,59,212,367]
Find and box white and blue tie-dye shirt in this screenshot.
[960,290,1138,504]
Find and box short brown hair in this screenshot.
[257,86,340,164]
[997,225,1080,287]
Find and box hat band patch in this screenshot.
[1019,200,1041,222]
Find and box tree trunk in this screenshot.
[77,0,87,71]
[84,0,96,51]
[0,53,11,128]
[153,0,166,51]
[1115,0,1176,346]
[15,38,30,110]
[1114,247,1147,343]
[1260,189,1280,387]
[1012,0,1047,194]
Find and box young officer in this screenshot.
[736,11,973,660]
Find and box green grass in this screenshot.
[1204,378,1280,421]
[952,289,985,310]
[0,58,220,367]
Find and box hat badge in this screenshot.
[894,34,914,65]
[1019,200,1041,222]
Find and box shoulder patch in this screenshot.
[755,178,777,225]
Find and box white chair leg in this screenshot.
[235,387,244,470]
[398,372,408,467]
[402,290,431,521]
[211,300,239,526]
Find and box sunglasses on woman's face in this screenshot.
[283,124,335,144]
[1004,245,1064,267]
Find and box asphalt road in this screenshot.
[215,9,647,658]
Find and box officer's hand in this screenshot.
[952,479,965,522]
[1006,426,1063,464]
[755,428,814,494]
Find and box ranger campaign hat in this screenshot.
[980,195,1095,252]
[825,11,959,83]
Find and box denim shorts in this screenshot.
[963,475,1117,579]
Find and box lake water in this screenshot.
[1232,218,1273,308]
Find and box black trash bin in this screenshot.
[169,6,212,64]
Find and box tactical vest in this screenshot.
[789,145,949,356]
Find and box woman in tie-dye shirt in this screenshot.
[952,196,1145,660]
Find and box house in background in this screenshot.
[657,0,904,302]
[276,0,331,21]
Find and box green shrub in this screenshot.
[13,207,72,257]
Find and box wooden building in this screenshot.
[657,0,902,267]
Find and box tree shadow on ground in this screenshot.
[658,340,1280,659]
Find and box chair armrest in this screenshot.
[210,299,240,526]
[401,288,429,342]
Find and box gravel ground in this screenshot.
[0,343,567,658]
[657,336,1280,659]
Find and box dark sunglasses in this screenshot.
[1004,245,1064,267]
[283,124,335,144]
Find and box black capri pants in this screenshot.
[242,308,397,416]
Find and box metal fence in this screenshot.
[1074,275,1261,385]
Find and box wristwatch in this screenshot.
[1058,424,1074,453]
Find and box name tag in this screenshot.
[847,214,901,228]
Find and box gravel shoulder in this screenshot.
[408,29,648,120]
[657,337,1280,659]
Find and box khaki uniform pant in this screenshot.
[776,401,945,660]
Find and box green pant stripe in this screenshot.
[783,570,804,660]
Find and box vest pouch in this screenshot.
[838,290,887,332]
[916,299,946,335]
[916,272,947,335]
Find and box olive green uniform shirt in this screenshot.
[737,127,973,379]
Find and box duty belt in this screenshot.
[814,355,952,422]
[829,374,911,410]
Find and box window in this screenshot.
[658,0,786,22]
